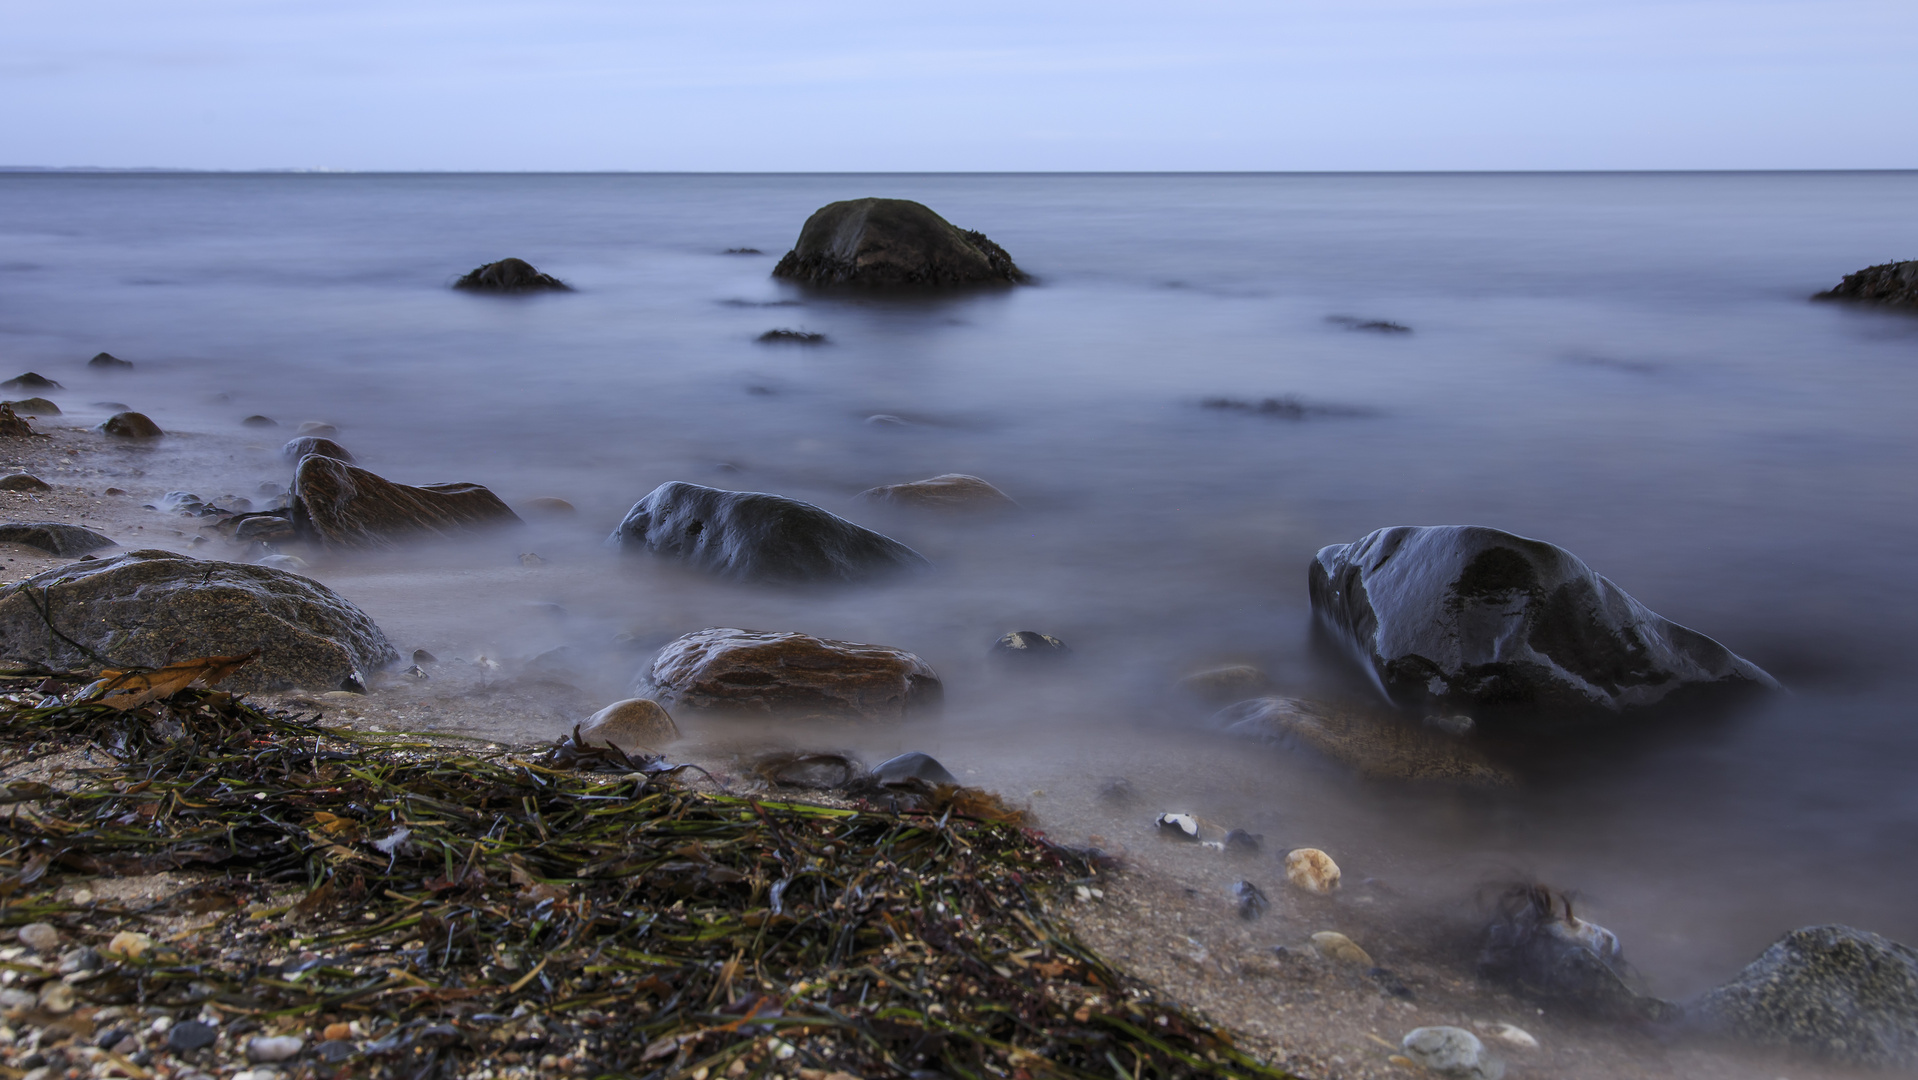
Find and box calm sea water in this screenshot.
[3,171,1917,996]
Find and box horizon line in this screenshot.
[4,166,1917,177]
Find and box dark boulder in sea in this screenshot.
[453,257,570,293]
[1689,925,1918,1068]
[1813,260,1918,309]
[1,373,60,392]
[772,198,1024,287]
[988,630,1072,668]
[644,627,942,720]
[0,522,117,558]
[99,411,163,438]
[3,398,59,416]
[1309,525,1776,730]
[0,549,398,691]
[608,481,929,585]
[289,455,521,550]
[242,414,279,428]
[88,352,134,370]
[280,436,354,466]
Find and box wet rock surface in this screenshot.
[289,455,521,550]
[1,373,61,392]
[577,697,680,751]
[1689,924,1918,1068]
[453,257,570,293]
[857,473,1018,512]
[989,630,1071,667]
[871,750,957,786]
[1477,884,1672,1021]
[1309,525,1777,728]
[772,198,1025,287]
[0,474,52,492]
[100,411,163,438]
[281,435,354,465]
[1210,696,1513,786]
[1813,260,1918,309]
[0,549,398,692]
[3,397,59,416]
[644,627,942,720]
[608,481,928,585]
[0,522,117,557]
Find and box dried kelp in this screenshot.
[0,675,1297,1079]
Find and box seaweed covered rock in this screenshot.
[1309,526,1776,729]
[772,198,1024,287]
[0,523,116,558]
[609,482,928,585]
[1813,260,1918,310]
[290,456,521,550]
[1477,884,1673,1021]
[0,550,397,691]
[280,436,354,466]
[857,473,1018,512]
[1689,925,1918,1068]
[644,627,942,720]
[453,257,570,293]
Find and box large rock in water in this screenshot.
[1689,925,1918,1068]
[608,482,928,585]
[644,627,942,720]
[290,455,521,549]
[771,198,1024,287]
[0,550,397,691]
[1813,260,1918,310]
[452,257,570,293]
[1309,526,1775,728]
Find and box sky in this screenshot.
[4,0,1914,171]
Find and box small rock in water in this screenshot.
[579,698,680,752]
[752,751,862,789]
[1401,1026,1502,1079]
[519,551,548,566]
[412,649,437,665]
[1688,923,1918,1068]
[1177,664,1271,703]
[94,400,132,411]
[1,372,61,391]
[0,473,51,491]
[89,352,134,369]
[1473,1021,1537,1050]
[523,497,576,517]
[167,1019,219,1052]
[1424,712,1476,736]
[100,411,164,438]
[16,922,59,953]
[1370,966,1416,999]
[454,257,570,292]
[104,487,128,496]
[296,421,338,437]
[989,630,1071,667]
[1285,848,1341,894]
[756,328,827,344]
[1222,828,1262,854]
[247,1035,304,1062]
[871,751,957,786]
[1328,314,1414,333]
[242,415,279,428]
[4,397,60,416]
[1232,880,1269,921]
[645,627,941,720]
[0,403,33,437]
[0,522,118,557]
[609,482,928,585]
[1311,931,1374,967]
[234,516,297,543]
[1155,811,1204,841]
[1476,884,1669,1020]
[856,473,1017,512]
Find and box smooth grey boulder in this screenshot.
[0,522,116,557]
[1814,260,1918,310]
[1689,925,1918,1068]
[608,482,928,585]
[772,198,1024,287]
[1309,526,1776,728]
[0,549,397,691]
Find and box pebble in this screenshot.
[1474,1021,1538,1050]
[578,698,680,751]
[1285,848,1341,894]
[36,982,75,1014]
[1310,931,1373,966]
[107,931,152,959]
[16,923,58,953]
[1401,1026,1503,1080]
[1232,880,1269,921]
[246,1035,304,1062]
[322,1022,352,1042]
[167,1020,219,1053]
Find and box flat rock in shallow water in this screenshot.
[856,473,1017,512]
[1309,525,1776,730]
[99,411,162,438]
[0,522,116,557]
[454,257,570,293]
[290,455,521,550]
[1814,260,1918,309]
[608,481,928,585]
[645,627,941,720]
[1211,696,1512,786]
[772,198,1024,287]
[1689,925,1918,1068]
[3,398,58,416]
[0,549,397,692]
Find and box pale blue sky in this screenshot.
[5,0,1913,171]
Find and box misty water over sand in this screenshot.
[4,171,1917,1002]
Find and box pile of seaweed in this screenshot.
[0,669,1296,1079]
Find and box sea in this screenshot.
[2,170,1916,998]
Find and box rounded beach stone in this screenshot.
[4,398,60,416]
[16,922,58,953]
[100,411,163,438]
[454,257,570,292]
[0,522,117,557]
[578,698,680,751]
[1285,848,1341,894]
[871,751,957,786]
[1401,1026,1502,1080]
[1310,931,1374,967]
[289,455,521,550]
[242,415,279,428]
[646,627,941,720]
[608,481,927,585]
[247,1035,305,1063]
[856,473,1017,512]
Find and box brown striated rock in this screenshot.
[856,473,1018,512]
[281,436,354,465]
[4,398,59,416]
[0,404,35,438]
[578,698,680,751]
[645,627,941,720]
[289,456,521,550]
[100,411,163,438]
[0,549,397,692]
[0,474,51,492]
[772,198,1024,287]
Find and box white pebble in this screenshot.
[1284,848,1341,894]
[16,923,58,953]
[1475,1021,1539,1049]
[247,1035,305,1062]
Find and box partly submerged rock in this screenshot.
[0,550,397,692]
[453,257,570,293]
[856,473,1017,512]
[989,630,1072,668]
[281,436,354,465]
[0,523,116,557]
[1177,664,1272,704]
[871,751,957,786]
[0,474,51,492]
[772,198,1024,287]
[1,373,61,392]
[1813,260,1918,310]
[577,698,680,752]
[4,398,59,416]
[1477,884,1673,1021]
[99,411,163,438]
[1400,1026,1502,1080]
[1689,925,1918,1069]
[0,405,33,438]
[1309,526,1776,729]
[608,482,928,585]
[242,414,279,428]
[89,352,134,370]
[522,497,576,517]
[1312,931,1373,967]
[644,627,942,721]
[290,456,520,550]
[1211,696,1513,786]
